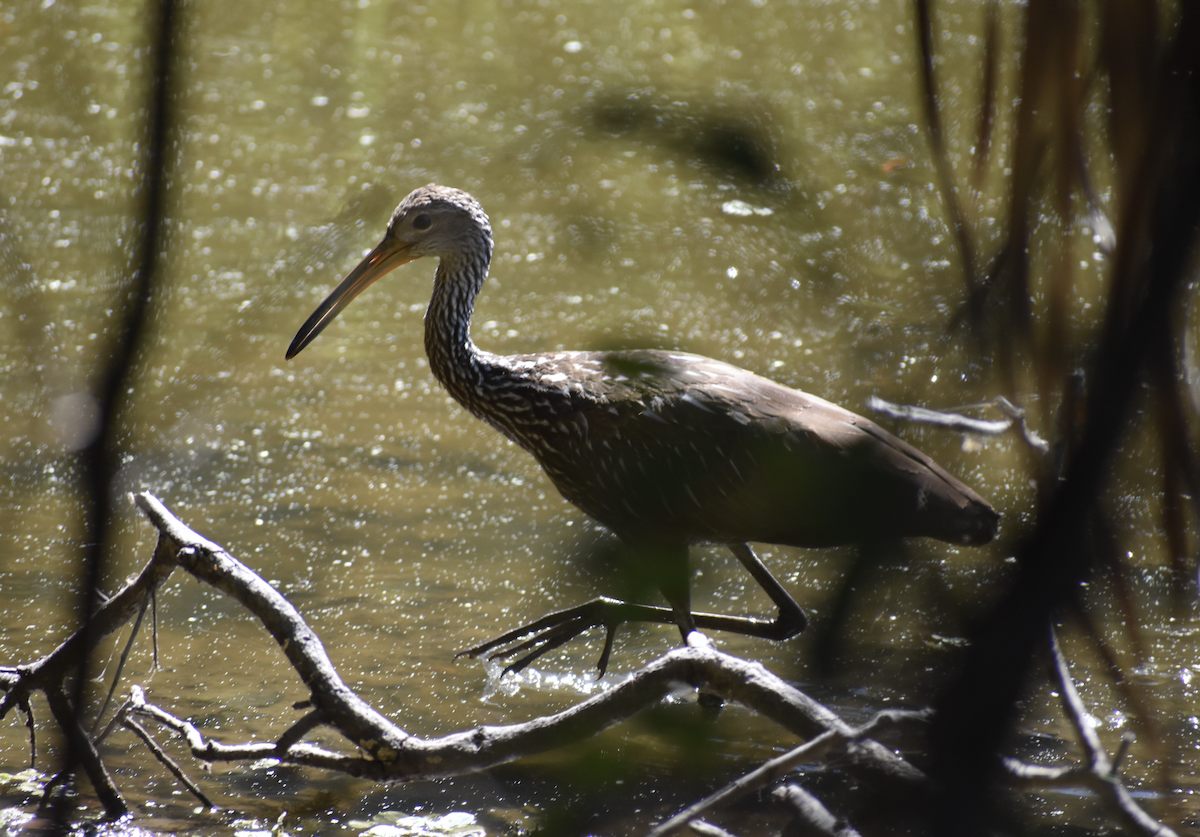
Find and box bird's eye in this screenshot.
[412,213,433,231]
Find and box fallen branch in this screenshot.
[128,492,928,787]
[648,709,927,837]
[772,784,861,837]
[0,493,1180,836]
[994,629,1176,837]
[869,394,1050,453]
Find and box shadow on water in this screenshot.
[587,90,790,194]
[2,0,1200,835]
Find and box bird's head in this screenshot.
[286,184,492,359]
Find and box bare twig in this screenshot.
[123,712,215,809]
[772,784,861,837]
[1049,629,1107,772]
[648,710,928,837]
[127,491,925,788]
[1111,732,1135,774]
[687,821,740,837]
[991,396,1051,453]
[92,697,130,749]
[1046,629,1176,837]
[868,395,1049,453]
[275,708,330,753]
[868,396,1012,436]
[93,593,152,734]
[0,532,178,724]
[131,492,413,766]
[43,687,126,818]
[1,491,1183,837]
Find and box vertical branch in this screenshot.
[44,688,126,819]
[1039,1,1084,459]
[970,0,999,193]
[1149,332,1200,609]
[915,0,982,313]
[926,2,1200,833]
[991,0,1072,399]
[53,0,178,825]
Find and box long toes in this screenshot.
[482,618,584,661]
[457,629,539,659]
[457,623,553,659]
[456,597,645,674]
[595,624,620,679]
[501,628,582,676]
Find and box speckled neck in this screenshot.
[423,234,501,417]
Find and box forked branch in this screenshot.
[0,493,1180,836]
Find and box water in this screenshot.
[1,0,1196,833]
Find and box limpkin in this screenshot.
[287,184,998,675]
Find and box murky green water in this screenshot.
[1,0,1196,833]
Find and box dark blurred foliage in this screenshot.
[588,91,789,193]
[33,0,1200,833]
[913,1,1200,833]
[43,0,179,826]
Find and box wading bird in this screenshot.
[287,184,998,675]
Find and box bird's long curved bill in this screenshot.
[286,236,417,359]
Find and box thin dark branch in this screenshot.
[57,0,177,825]
[93,593,151,734]
[44,687,126,819]
[150,589,160,672]
[971,0,1000,191]
[22,697,36,770]
[647,710,928,837]
[929,5,1200,831]
[275,708,330,753]
[915,0,981,307]
[772,784,861,837]
[124,715,216,809]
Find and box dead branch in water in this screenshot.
[0,492,1177,836]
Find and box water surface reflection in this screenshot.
[0,0,1192,832]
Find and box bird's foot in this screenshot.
[456,596,674,678]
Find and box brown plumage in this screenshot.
[288,184,998,674]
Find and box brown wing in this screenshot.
[513,350,997,548]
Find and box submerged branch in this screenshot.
[869,394,1050,453]
[649,709,928,837]
[1046,630,1177,837]
[0,492,1180,836]
[130,492,921,785]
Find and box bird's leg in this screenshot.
[650,542,699,641]
[457,541,698,677]
[652,544,727,711]
[456,543,807,677]
[456,596,687,677]
[728,542,808,638]
[683,543,808,641]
